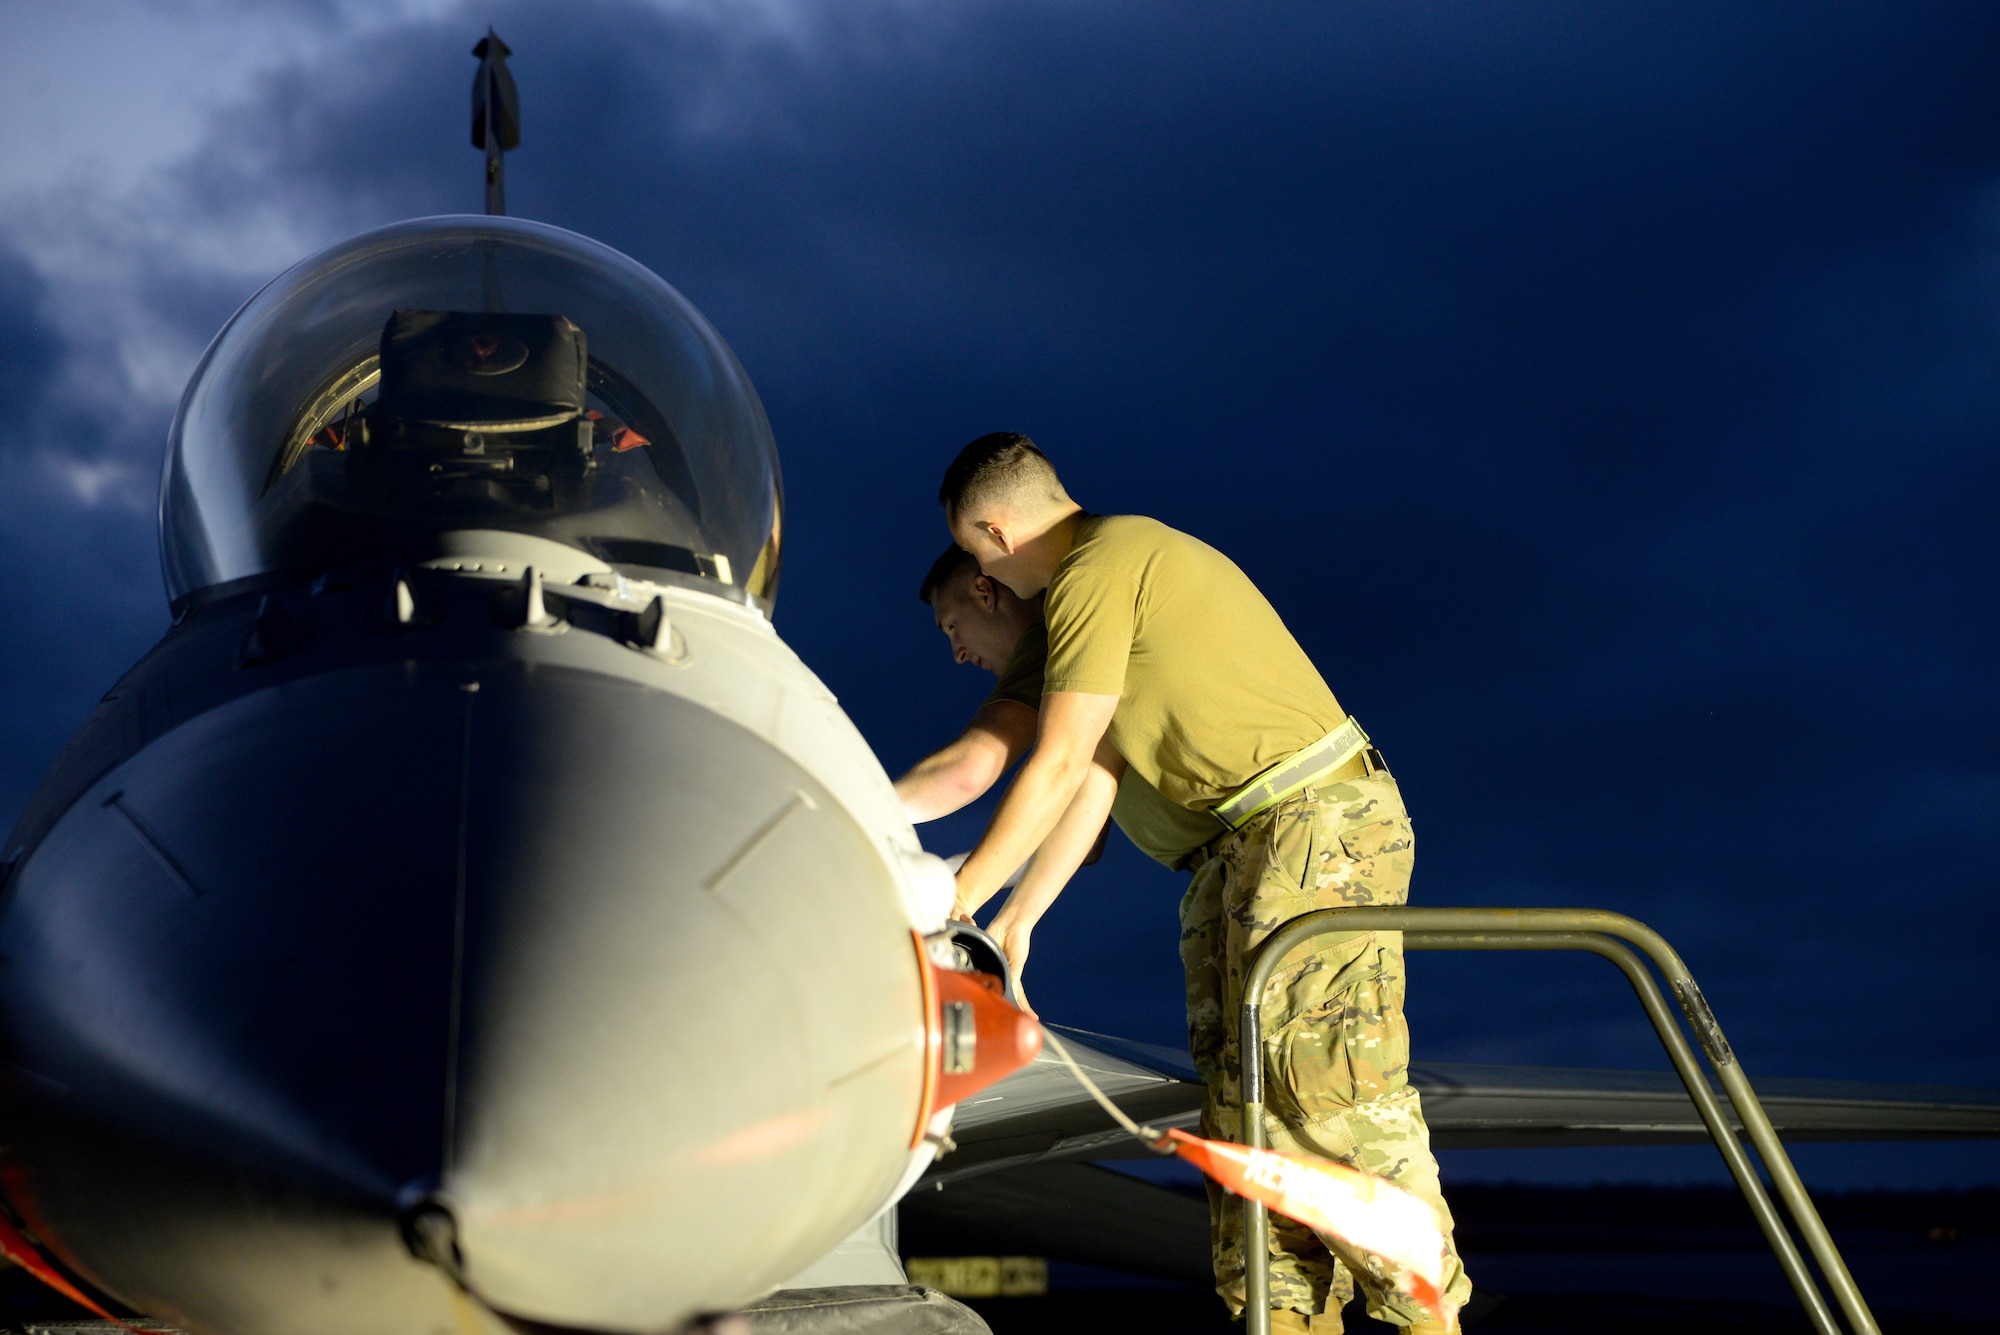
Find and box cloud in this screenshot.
[1,0,1998,1185]
[0,249,61,421]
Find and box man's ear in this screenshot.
[970,574,1000,612]
[980,518,1017,555]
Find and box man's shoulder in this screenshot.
[1060,513,1184,574]
[1059,514,1236,591]
[1078,512,1171,548]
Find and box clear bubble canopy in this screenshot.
[161,217,783,611]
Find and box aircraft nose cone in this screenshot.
[442,666,925,1327]
[0,657,925,1332]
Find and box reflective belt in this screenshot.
[1210,716,1372,833]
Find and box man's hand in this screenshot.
[986,918,1037,1018]
[945,854,1025,922]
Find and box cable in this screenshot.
[1038,1029,1174,1154]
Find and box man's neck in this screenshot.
[1046,508,1086,563]
[1019,506,1087,591]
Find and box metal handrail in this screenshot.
[1236,907,1877,1335]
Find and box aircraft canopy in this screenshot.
[161,217,782,610]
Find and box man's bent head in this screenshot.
[919,544,1039,675]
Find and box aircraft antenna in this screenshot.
[471,28,520,216]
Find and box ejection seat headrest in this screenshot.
[376,309,586,432]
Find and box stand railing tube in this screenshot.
[1236,907,1878,1335]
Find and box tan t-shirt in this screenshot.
[982,619,1219,869]
[1043,514,1344,811]
[1110,765,1224,870]
[983,621,1048,711]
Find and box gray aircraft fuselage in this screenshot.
[0,217,962,1335]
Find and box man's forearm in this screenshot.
[954,692,1118,915]
[894,742,1001,823]
[989,752,1120,942]
[954,747,1083,913]
[894,700,1037,823]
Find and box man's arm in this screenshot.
[953,690,1119,917]
[984,742,1124,1015]
[893,699,1038,823]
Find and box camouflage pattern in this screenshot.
[1179,769,1473,1327]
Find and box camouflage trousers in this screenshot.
[1179,770,1472,1326]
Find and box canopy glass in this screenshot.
[161,217,782,610]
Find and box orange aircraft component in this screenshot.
[0,1208,141,1331]
[1160,1128,1450,1324]
[909,932,1043,1147]
[583,408,650,452]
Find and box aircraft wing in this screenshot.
[1406,1060,2000,1148]
[900,1026,2000,1280]
[928,1025,2000,1173]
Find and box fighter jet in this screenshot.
[4,34,1994,1335]
[0,36,1057,1332]
[0,167,1047,1335]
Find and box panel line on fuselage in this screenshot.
[101,791,204,898]
[702,789,818,894]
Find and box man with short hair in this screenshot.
[895,546,1217,1002]
[938,432,1471,1334]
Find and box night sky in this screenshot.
[1,2,1995,1189]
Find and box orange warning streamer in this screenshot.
[1160,1128,1450,1322]
[1038,1029,1451,1324]
[0,1209,144,1331]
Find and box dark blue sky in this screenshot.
[1,1,1995,1187]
